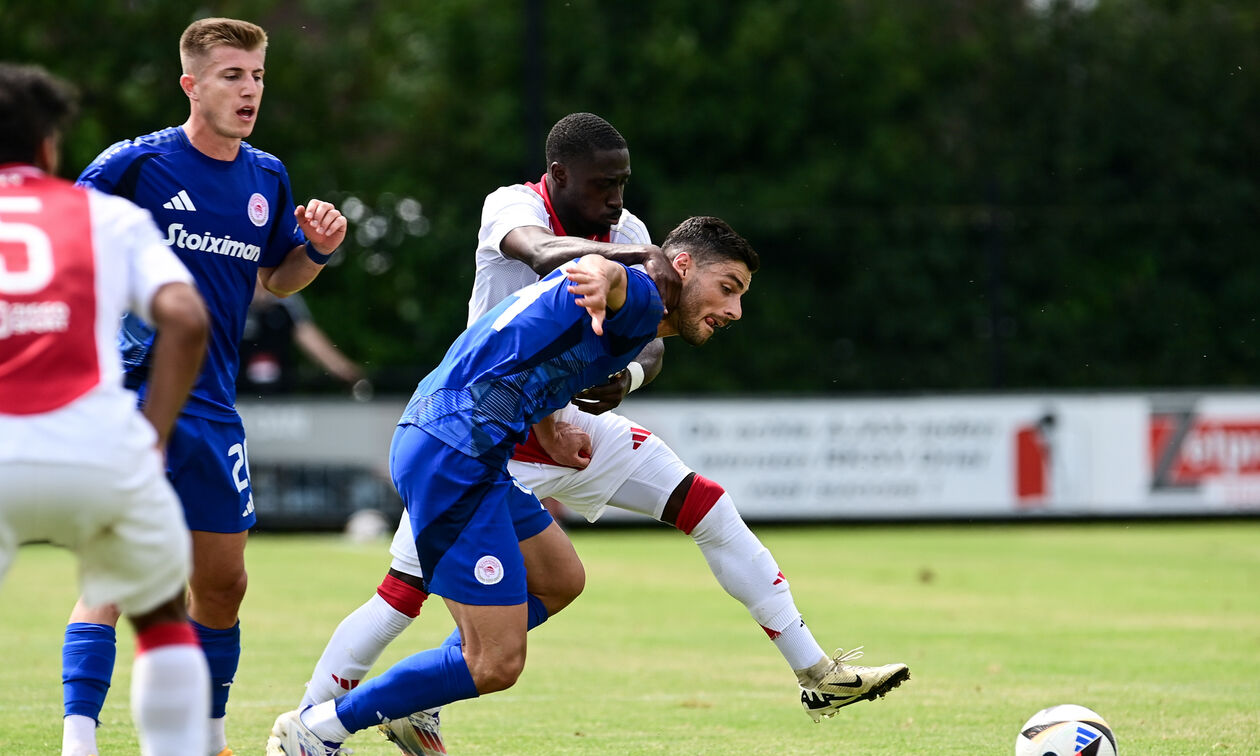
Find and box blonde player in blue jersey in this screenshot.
[59,17,347,756]
[265,218,758,755]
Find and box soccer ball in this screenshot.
[1015,704,1117,756]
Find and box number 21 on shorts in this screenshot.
[228,441,255,517]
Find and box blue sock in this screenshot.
[191,620,240,719]
[440,594,550,649]
[62,623,117,722]
[335,643,477,731]
[526,593,550,629]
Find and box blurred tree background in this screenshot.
[4,0,1257,395]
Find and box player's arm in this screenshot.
[565,254,628,335]
[503,225,679,311]
[572,338,664,415]
[532,414,592,469]
[259,198,348,297]
[292,320,369,388]
[141,282,209,448]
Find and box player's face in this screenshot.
[554,147,631,237]
[672,257,752,346]
[188,45,265,140]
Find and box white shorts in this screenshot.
[389,404,693,576]
[0,452,192,616]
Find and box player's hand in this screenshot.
[295,199,348,258]
[537,421,592,469]
[642,246,680,314]
[566,256,625,336]
[573,372,630,415]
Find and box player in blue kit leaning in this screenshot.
[59,17,347,756]
[265,217,759,755]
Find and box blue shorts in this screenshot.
[166,414,256,533]
[390,424,552,605]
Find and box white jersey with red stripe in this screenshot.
[0,166,193,465]
[468,180,651,326]
[450,178,689,525]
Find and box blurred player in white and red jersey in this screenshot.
[0,63,211,755]
[59,17,348,756]
[295,113,909,755]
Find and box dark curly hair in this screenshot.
[662,216,760,274]
[0,63,77,165]
[544,112,627,167]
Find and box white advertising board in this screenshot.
[609,395,1148,520]
[240,393,1260,523]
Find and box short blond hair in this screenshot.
[179,17,268,74]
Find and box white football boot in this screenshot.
[379,709,447,755]
[798,647,910,722]
[265,709,348,756]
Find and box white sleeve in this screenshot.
[479,185,550,257]
[610,208,653,246]
[90,192,194,323]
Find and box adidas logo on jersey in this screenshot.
[162,189,197,211]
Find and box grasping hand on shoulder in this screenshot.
[640,246,680,314]
[564,254,627,336]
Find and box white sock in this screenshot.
[131,643,210,756]
[301,700,352,744]
[206,716,227,755]
[773,619,832,684]
[61,714,97,756]
[300,593,415,707]
[689,495,827,672]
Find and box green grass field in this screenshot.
[2,521,1257,754]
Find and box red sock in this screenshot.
[675,474,725,535]
[135,621,199,653]
[375,574,429,618]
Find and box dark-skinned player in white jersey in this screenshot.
[269,217,760,755]
[295,115,909,756]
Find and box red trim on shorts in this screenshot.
[376,574,429,618]
[512,428,562,466]
[511,428,586,469]
[135,621,199,653]
[675,474,725,535]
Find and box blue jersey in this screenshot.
[77,126,304,420]
[399,263,663,466]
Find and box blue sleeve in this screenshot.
[75,140,135,194]
[602,266,664,342]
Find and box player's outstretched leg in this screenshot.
[797,647,910,722]
[299,572,427,707]
[668,473,910,719]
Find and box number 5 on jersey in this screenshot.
[0,197,54,294]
